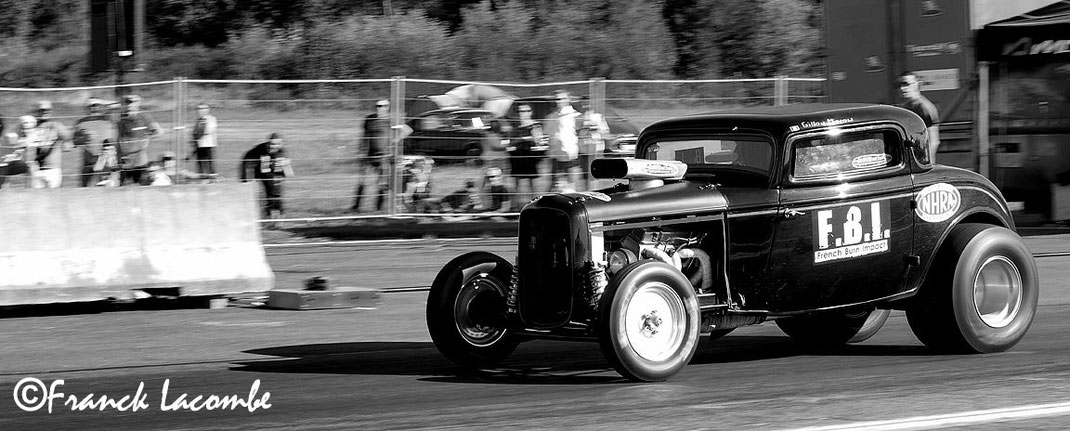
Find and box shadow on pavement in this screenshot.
[233,335,934,384]
[696,335,933,365]
[234,340,625,384]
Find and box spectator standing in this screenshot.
[352,99,411,212]
[0,116,39,188]
[190,103,218,175]
[117,94,164,185]
[897,71,940,163]
[241,133,293,219]
[548,90,581,192]
[32,100,71,188]
[506,103,547,201]
[578,99,609,187]
[72,97,117,187]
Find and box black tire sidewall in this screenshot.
[776,310,871,347]
[599,261,700,382]
[426,252,518,367]
[950,226,1039,353]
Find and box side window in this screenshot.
[792,130,901,179]
[645,137,773,174]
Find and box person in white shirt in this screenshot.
[190,103,218,174]
[549,90,580,192]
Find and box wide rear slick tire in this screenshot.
[426,252,519,369]
[598,261,700,382]
[906,223,1038,353]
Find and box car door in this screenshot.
[764,125,915,312]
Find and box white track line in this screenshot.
[783,401,1070,431]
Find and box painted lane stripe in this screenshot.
[783,401,1070,431]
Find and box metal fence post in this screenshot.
[589,77,606,115]
[388,76,405,216]
[173,77,185,173]
[587,77,607,191]
[774,75,787,106]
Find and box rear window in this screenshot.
[792,130,901,179]
[642,136,773,175]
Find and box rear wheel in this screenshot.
[776,309,882,347]
[906,224,1038,353]
[849,309,890,343]
[426,252,519,368]
[598,261,700,382]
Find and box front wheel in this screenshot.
[598,261,700,382]
[426,252,519,368]
[906,224,1038,353]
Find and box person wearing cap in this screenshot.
[117,94,164,185]
[352,99,411,212]
[897,71,940,163]
[241,132,292,219]
[73,97,117,187]
[190,103,218,175]
[31,100,71,188]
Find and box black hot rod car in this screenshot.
[426,103,1039,381]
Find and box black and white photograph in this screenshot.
[2,0,1070,429]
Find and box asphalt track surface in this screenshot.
[2,234,1070,430]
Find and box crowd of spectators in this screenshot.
[1,88,613,219]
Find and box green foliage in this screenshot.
[451,1,536,81]
[0,43,87,87]
[3,0,824,87]
[313,12,456,79]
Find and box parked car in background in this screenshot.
[402,107,504,165]
[425,103,1039,382]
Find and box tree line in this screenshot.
[0,0,824,88]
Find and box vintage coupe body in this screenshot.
[426,104,1039,381]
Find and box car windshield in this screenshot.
[642,135,774,180]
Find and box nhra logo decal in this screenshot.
[813,201,892,264]
[915,183,960,223]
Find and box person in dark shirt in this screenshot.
[73,97,116,186]
[117,94,164,185]
[353,99,391,212]
[241,133,292,218]
[506,103,548,201]
[897,71,940,163]
[351,99,411,212]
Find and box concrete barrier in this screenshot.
[0,184,274,305]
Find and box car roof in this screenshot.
[416,107,495,117]
[640,103,927,144]
[645,103,923,133]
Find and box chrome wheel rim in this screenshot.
[624,282,685,362]
[454,275,507,347]
[973,256,1023,328]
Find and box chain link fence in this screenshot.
[0,76,826,222]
